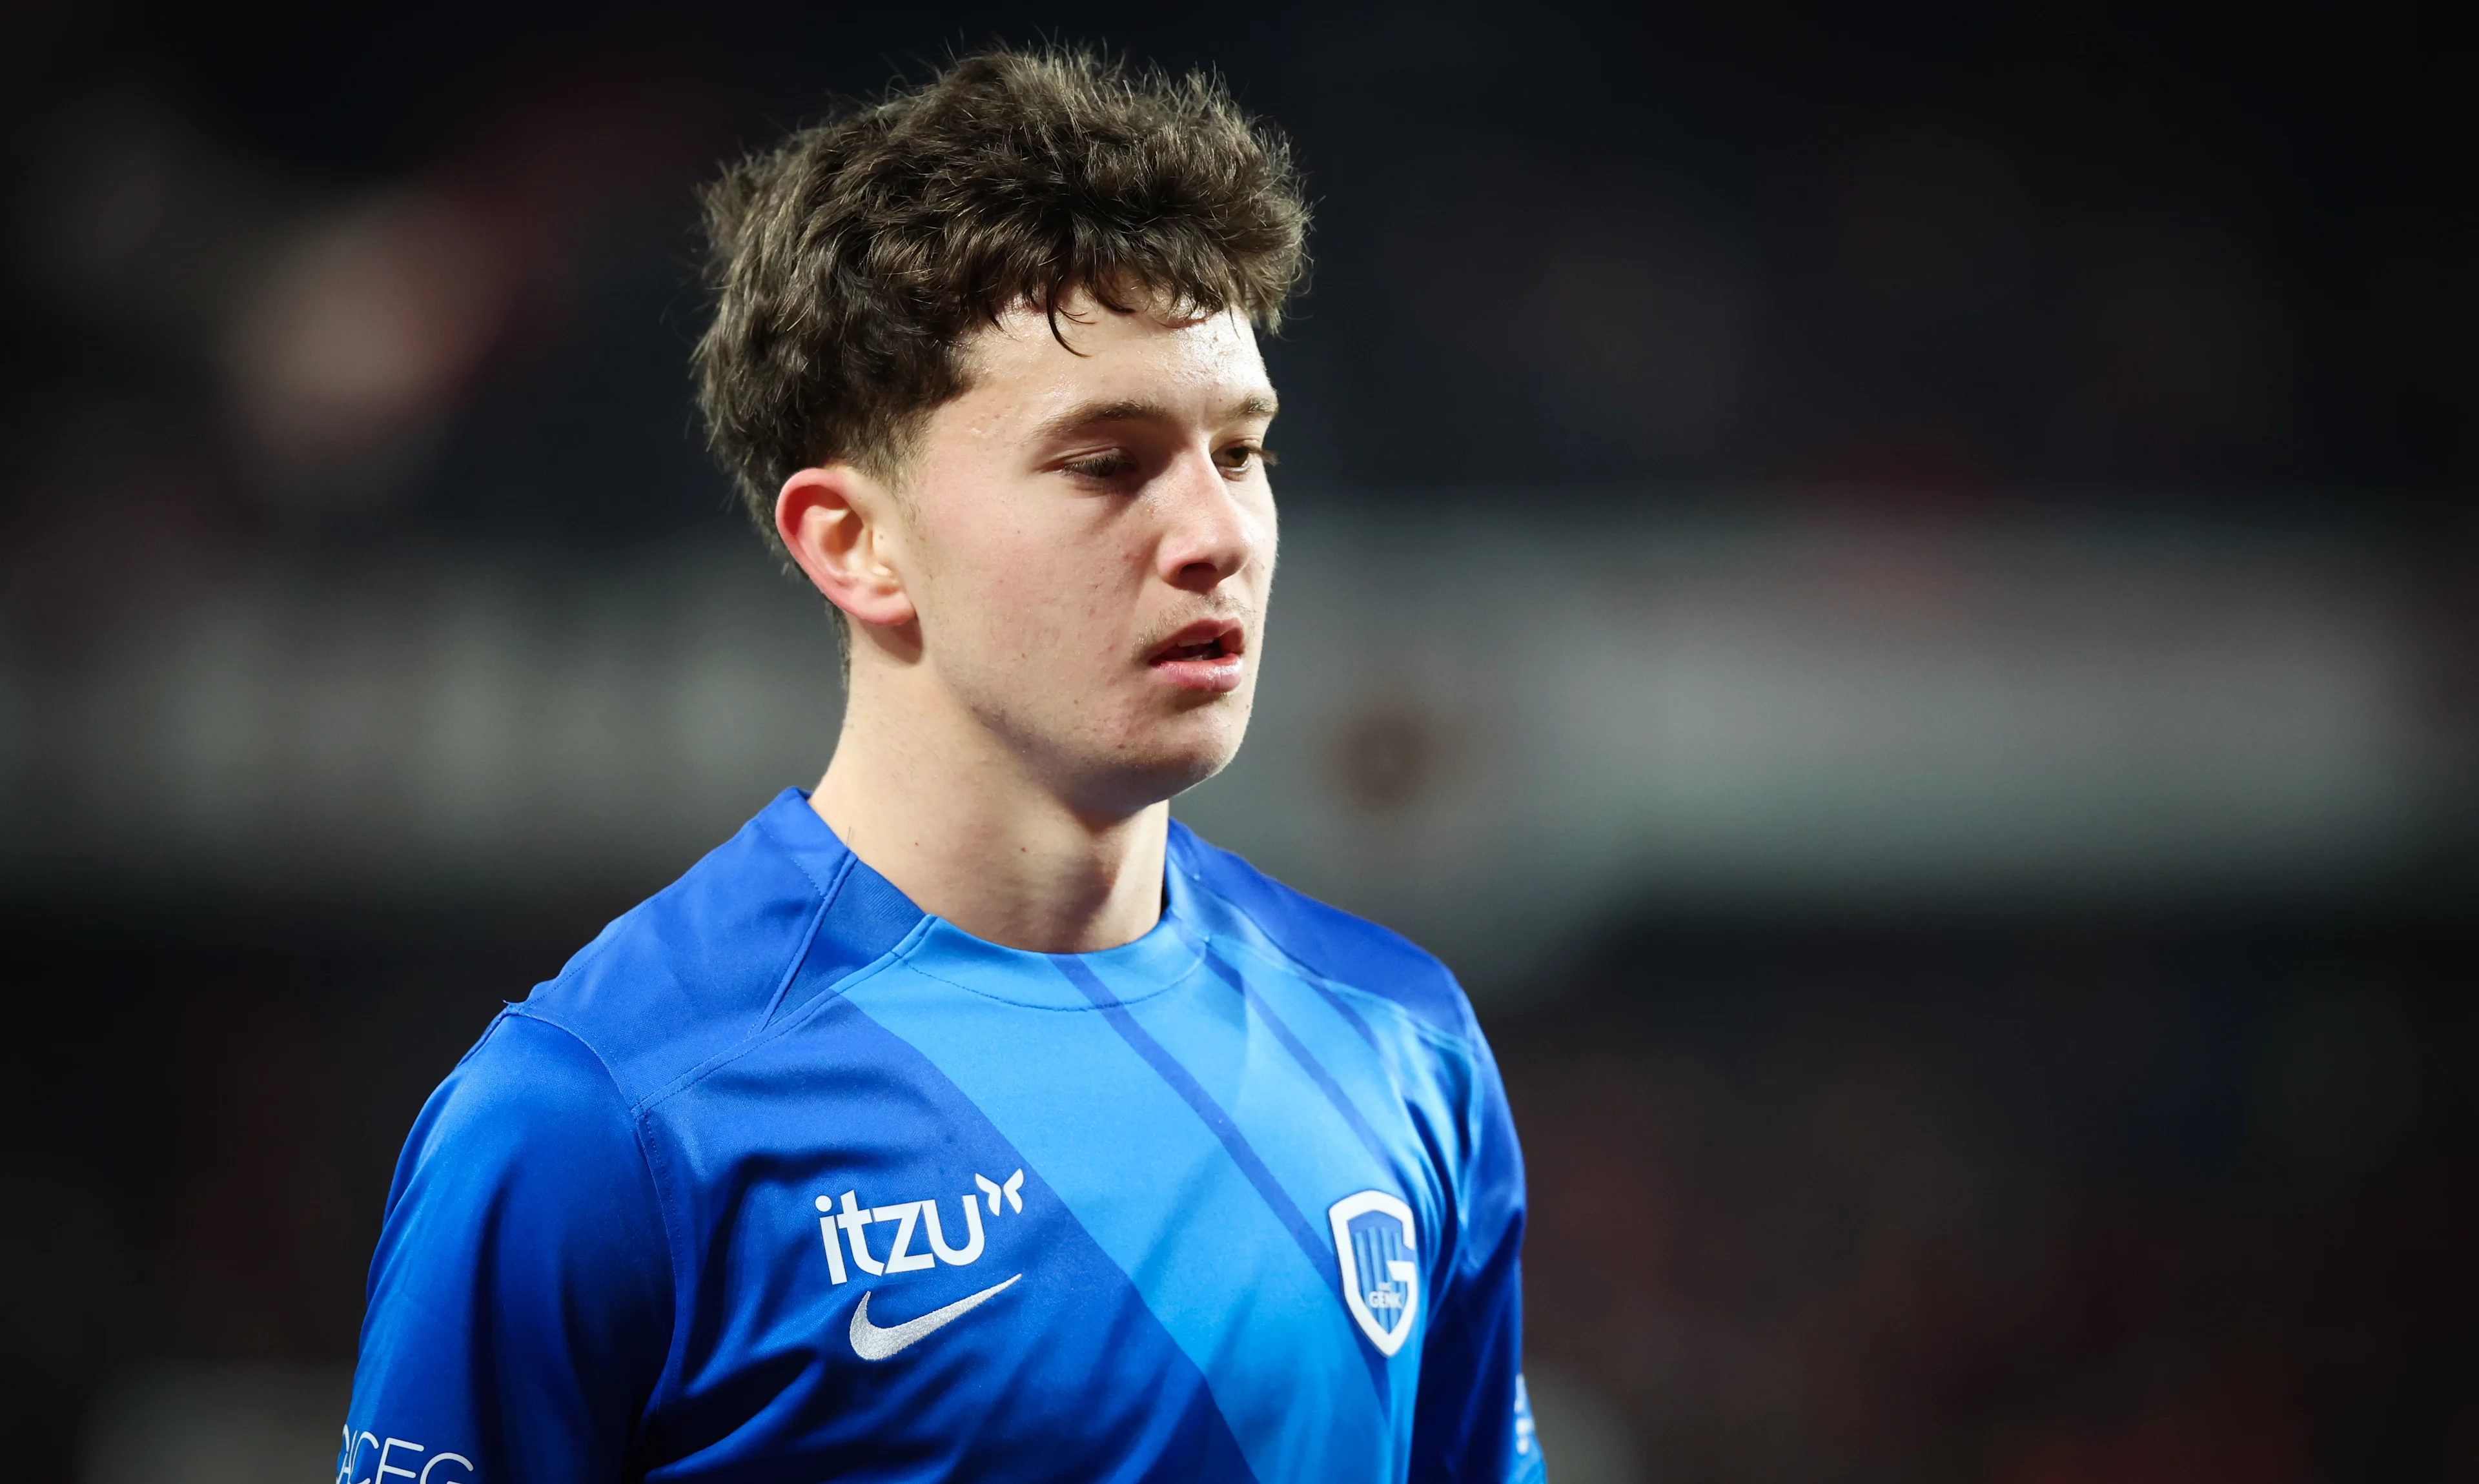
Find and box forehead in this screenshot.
[953,297,1272,427]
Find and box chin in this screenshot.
[1094,711,1250,809]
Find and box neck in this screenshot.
[810,669,1169,955]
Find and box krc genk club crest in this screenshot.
[1328,1190,1420,1356]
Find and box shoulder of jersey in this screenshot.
[1167,819,1473,1042]
[511,792,909,1107]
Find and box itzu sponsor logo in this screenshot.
[1329,1190,1420,1356]
[813,1169,1025,1284]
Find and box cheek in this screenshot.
[930,518,1141,664]
[1247,495,1279,580]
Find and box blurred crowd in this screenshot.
[3,5,2470,582]
[1505,922,2476,1482]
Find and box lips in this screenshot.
[1147,618,1247,694]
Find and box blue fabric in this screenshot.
[342,789,1544,1484]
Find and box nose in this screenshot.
[1156,450,1263,595]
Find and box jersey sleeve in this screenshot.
[1409,1004,1547,1484]
[339,1009,674,1484]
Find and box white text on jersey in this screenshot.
[813,1169,1024,1284]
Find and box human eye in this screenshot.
[1061,449,1141,481]
[1216,442,1276,477]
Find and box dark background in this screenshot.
[4,2,2474,1479]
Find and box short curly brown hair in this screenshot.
[693,47,1310,554]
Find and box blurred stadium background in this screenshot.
[4,3,2473,1479]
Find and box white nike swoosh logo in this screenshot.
[848,1274,1022,1361]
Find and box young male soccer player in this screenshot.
[340,49,1541,1484]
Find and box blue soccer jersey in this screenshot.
[339,789,1544,1483]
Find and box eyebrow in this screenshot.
[1034,393,1278,442]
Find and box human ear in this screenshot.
[775,465,916,628]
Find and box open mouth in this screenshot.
[1147,619,1247,692]
[1158,633,1238,662]
[1150,621,1243,662]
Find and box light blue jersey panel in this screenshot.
[839,918,1401,1481]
